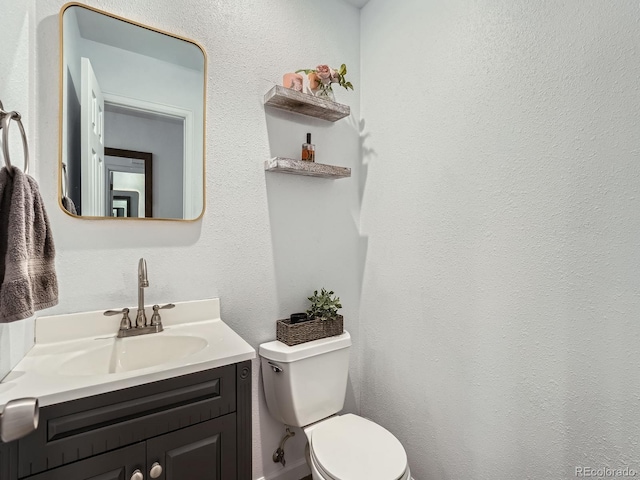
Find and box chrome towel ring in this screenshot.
[0,100,29,176]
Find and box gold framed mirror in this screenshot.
[59,3,206,221]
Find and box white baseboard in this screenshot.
[256,458,310,480]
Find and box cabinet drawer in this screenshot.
[18,366,236,478]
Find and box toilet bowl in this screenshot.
[259,332,411,480]
[304,414,410,480]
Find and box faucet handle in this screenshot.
[150,303,175,326]
[104,308,132,331]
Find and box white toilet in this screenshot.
[259,331,411,480]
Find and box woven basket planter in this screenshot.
[276,315,344,346]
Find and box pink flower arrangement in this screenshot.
[296,64,354,97]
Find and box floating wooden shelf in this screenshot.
[265,158,351,179]
[264,85,350,122]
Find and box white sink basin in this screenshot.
[0,299,257,409]
[60,335,208,376]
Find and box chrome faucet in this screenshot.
[136,258,149,328]
[103,258,175,338]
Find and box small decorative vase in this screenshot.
[314,86,335,102]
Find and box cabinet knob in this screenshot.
[150,462,163,478]
[131,470,144,480]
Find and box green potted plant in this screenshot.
[306,288,342,321]
[276,288,344,346]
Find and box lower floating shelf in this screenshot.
[265,157,351,179]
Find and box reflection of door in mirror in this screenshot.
[60,4,206,220]
[105,148,152,218]
[81,57,105,217]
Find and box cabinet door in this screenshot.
[146,415,236,480]
[24,443,144,480]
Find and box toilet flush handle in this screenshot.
[268,362,283,373]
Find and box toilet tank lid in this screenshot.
[259,331,351,362]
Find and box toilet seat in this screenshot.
[309,414,408,480]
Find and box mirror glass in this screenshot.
[60,4,206,220]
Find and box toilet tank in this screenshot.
[259,331,351,427]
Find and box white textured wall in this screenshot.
[10,1,637,479]
[360,1,640,479]
[3,1,361,478]
[0,0,37,380]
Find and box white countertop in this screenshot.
[0,299,255,409]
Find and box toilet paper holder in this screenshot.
[0,398,39,443]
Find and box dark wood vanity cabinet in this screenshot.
[0,361,252,480]
[24,417,235,480]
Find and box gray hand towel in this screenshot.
[61,196,77,215]
[0,167,59,323]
